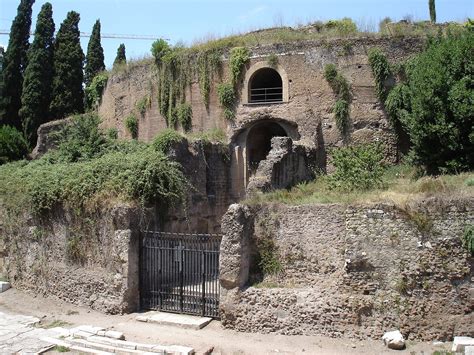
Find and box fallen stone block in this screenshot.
[104,330,125,340]
[86,335,139,350]
[76,325,106,335]
[452,336,474,352]
[466,346,474,355]
[382,330,405,350]
[70,329,96,339]
[0,281,11,293]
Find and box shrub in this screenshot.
[176,103,192,132]
[325,18,358,36]
[151,38,170,65]
[329,143,386,191]
[152,128,185,154]
[323,64,338,83]
[106,127,118,140]
[229,47,250,85]
[125,115,138,139]
[84,72,108,110]
[395,33,474,174]
[136,95,150,117]
[0,125,28,164]
[49,113,107,163]
[217,82,236,120]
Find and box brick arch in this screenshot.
[241,61,289,104]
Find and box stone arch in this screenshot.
[242,62,289,104]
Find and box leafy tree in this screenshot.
[84,19,105,87]
[113,44,126,67]
[388,33,474,174]
[151,39,170,65]
[0,0,35,129]
[50,11,85,120]
[0,125,28,164]
[429,0,437,23]
[19,2,55,146]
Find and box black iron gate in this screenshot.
[140,231,221,318]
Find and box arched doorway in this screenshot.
[246,121,287,172]
[249,68,283,103]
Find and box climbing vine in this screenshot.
[324,63,351,135]
[217,82,236,120]
[368,48,393,102]
[229,46,250,85]
[197,49,222,108]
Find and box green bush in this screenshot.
[151,38,170,65]
[0,125,29,164]
[136,95,150,117]
[152,128,185,154]
[325,18,358,36]
[124,115,138,139]
[106,127,118,140]
[176,103,192,132]
[49,114,107,163]
[84,72,108,110]
[329,143,386,191]
[393,33,474,174]
[323,64,338,83]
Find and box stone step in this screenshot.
[39,336,113,355]
[136,311,212,330]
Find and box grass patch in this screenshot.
[244,165,473,207]
[188,128,227,144]
[53,345,70,352]
[38,319,72,329]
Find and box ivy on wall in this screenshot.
[323,64,351,136]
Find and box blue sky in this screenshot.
[1,0,473,68]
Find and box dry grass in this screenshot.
[244,165,474,208]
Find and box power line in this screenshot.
[0,30,168,41]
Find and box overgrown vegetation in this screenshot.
[229,47,250,85]
[152,128,185,154]
[385,32,474,174]
[254,215,282,279]
[462,225,474,255]
[0,125,28,164]
[368,48,393,102]
[124,115,138,139]
[328,143,386,191]
[0,114,187,216]
[217,82,236,120]
[84,72,108,111]
[136,95,151,117]
[323,64,351,135]
[176,102,192,132]
[267,53,278,67]
[188,128,226,144]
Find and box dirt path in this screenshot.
[0,288,451,355]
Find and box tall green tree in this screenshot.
[84,19,105,87]
[429,0,436,23]
[50,11,84,120]
[0,0,35,129]
[19,2,55,146]
[113,43,126,67]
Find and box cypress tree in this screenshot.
[84,20,105,86]
[429,0,436,23]
[50,11,84,120]
[19,2,55,146]
[113,44,126,67]
[0,0,35,129]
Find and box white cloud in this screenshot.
[238,6,268,22]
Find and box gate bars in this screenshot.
[140,231,222,318]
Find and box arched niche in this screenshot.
[242,62,289,104]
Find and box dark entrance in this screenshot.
[247,121,287,172]
[249,68,283,103]
[140,231,221,318]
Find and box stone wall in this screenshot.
[0,204,140,314]
[99,37,424,161]
[219,198,474,340]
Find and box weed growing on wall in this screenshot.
[229,47,250,85]
[323,64,351,136]
[84,73,108,111]
[136,95,151,117]
[125,115,138,139]
[253,214,282,281]
[197,49,222,107]
[217,82,236,120]
[267,53,278,68]
[328,143,386,191]
[462,225,474,255]
[176,103,193,132]
[368,48,393,102]
[152,128,185,154]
